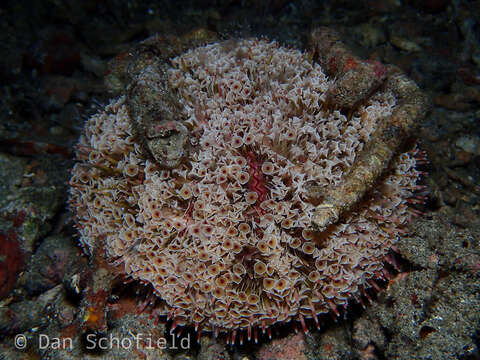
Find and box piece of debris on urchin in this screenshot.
[309,27,431,231]
[126,63,190,169]
[104,29,218,169]
[69,35,426,344]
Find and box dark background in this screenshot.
[0,1,479,359]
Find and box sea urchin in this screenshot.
[69,37,424,343]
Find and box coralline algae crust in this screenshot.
[69,39,421,339]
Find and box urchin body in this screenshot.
[70,36,425,342]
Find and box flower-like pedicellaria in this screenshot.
[70,39,421,342]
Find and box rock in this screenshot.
[390,35,422,52]
[307,327,354,360]
[398,214,480,271]
[0,154,28,208]
[80,53,107,78]
[197,336,230,360]
[0,153,69,300]
[362,212,480,359]
[385,271,480,359]
[433,93,472,111]
[42,76,77,109]
[23,29,81,76]
[0,153,68,253]
[409,0,451,13]
[17,235,86,296]
[256,333,308,360]
[0,285,62,335]
[455,135,480,156]
[355,23,387,48]
[352,315,386,352]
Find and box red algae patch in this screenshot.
[0,230,24,299]
[256,332,307,360]
[69,39,422,341]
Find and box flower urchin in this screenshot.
[70,38,422,343]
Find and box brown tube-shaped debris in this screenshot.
[309,27,431,230]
